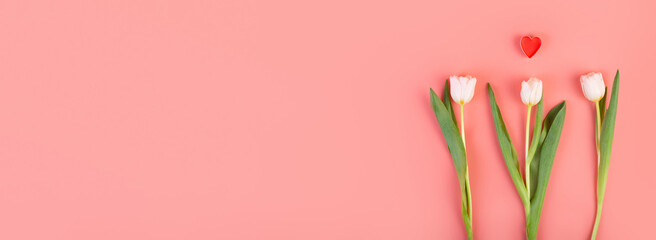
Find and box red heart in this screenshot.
[520,36,542,58]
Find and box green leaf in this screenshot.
[527,101,566,240]
[462,209,472,239]
[527,100,543,199]
[529,101,566,200]
[528,137,542,201]
[595,87,608,143]
[443,80,458,127]
[487,84,528,205]
[593,70,619,239]
[430,88,466,184]
[599,87,607,121]
[527,100,543,161]
[599,70,619,196]
[430,88,472,239]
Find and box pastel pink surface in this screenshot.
[0,0,654,239]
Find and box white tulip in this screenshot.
[449,75,477,105]
[580,72,606,102]
[520,78,543,106]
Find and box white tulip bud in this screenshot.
[449,75,477,105]
[580,72,606,102]
[520,78,543,106]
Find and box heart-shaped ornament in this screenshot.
[520,36,541,58]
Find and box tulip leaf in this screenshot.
[526,100,543,199]
[443,80,458,126]
[527,101,566,240]
[592,70,619,239]
[528,101,558,201]
[528,134,543,201]
[487,84,528,205]
[527,100,543,162]
[430,86,472,239]
[594,87,608,146]
[599,70,619,203]
[599,87,607,121]
[430,88,467,179]
[528,101,562,201]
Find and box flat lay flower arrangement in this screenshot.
[429,71,620,240]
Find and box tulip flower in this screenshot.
[582,71,620,240]
[520,78,543,197]
[450,75,477,105]
[430,76,477,239]
[521,78,543,106]
[580,72,606,102]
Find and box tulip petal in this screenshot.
[459,77,468,103]
[595,77,606,100]
[450,76,462,104]
[531,81,542,105]
[581,78,592,101]
[464,77,476,103]
[521,81,530,105]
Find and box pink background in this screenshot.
[0,0,654,239]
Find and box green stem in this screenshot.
[525,202,532,240]
[591,102,602,240]
[465,168,473,239]
[525,105,532,200]
[524,105,532,238]
[460,104,466,148]
[595,103,602,165]
[591,199,602,240]
[460,103,473,233]
[525,105,534,240]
